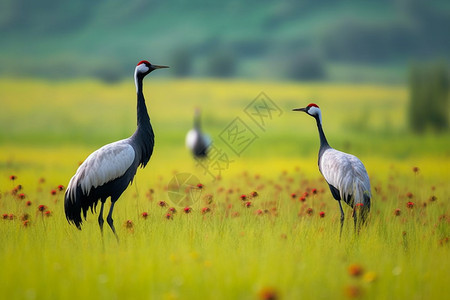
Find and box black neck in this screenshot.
[133,74,154,167]
[316,116,330,151]
[194,115,201,131]
[136,77,150,127]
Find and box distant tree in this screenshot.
[172,48,192,77]
[206,50,236,78]
[408,61,449,133]
[321,19,414,63]
[286,52,326,81]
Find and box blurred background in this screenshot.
[0,0,449,83]
[0,0,448,175]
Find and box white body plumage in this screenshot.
[319,148,371,207]
[185,129,199,150]
[66,140,135,202]
[186,108,211,158]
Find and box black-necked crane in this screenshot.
[64,60,168,241]
[186,108,211,158]
[293,103,371,238]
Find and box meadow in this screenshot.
[0,78,449,299]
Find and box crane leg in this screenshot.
[352,208,358,234]
[107,201,120,243]
[98,201,105,235]
[338,200,345,241]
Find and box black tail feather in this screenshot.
[65,185,102,230]
[360,193,371,224]
[64,186,83,230]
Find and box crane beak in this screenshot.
[292,107,307,112]
[152,65,169,69]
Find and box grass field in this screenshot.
[0,78,449,299]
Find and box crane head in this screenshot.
[135,60,169,76]
[293,103,322,122]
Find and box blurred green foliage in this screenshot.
[0,0,449,82]
[1,78,449,160]
[408,61,449,132]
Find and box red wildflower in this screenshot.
[44,210,52,217]
[291,193,297,199]
[240,194,247,201]
[258,286,279,300]
[124,220,133,228]
[201,207,211,214]
[183,207,192,213]
[141,212,149,219]
[11,185,22,197]
[311,188,318,194]
[158,201,167,207]
[38,204,47,212]
[319,211,325,218]
[303,191,309,198]
[348,264,364,277]
[23,220,30,227]
[9,214,14,220]
[197,183,204,189]
[57,185,64,191]
[306,208,314,215]
[165,213,173,220]
[11,187,18,195]
[51,189,57,196]
[9,175,16,181]
[18,193,26,200]
[244,201,252,208]
[438,214,448,222]
[250,191,258,198]
[406,192,413,199]
[2,214,9,220]
[299,196,306,202]
[21,213,30,221]
[26,200,32,206]
[406,201,414,209]
[204,193,214,204]
[394,209,401,216]
[255,209,264,215]
[439,237,449,246]
[344,285,362,298]
[168,207,177,213]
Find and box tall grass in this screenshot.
[0,160,448,299]
[0,79,449,299]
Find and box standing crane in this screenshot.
[186,108,211,158]
[293,103,371,238]
[64,60,168,241]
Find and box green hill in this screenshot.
[1,0,449,82]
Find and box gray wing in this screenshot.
[66,140,135,200]
[319,148,371,205]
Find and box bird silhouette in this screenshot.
[186,108,211,158]
[64,60,168,241]
[293,103,371,238]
